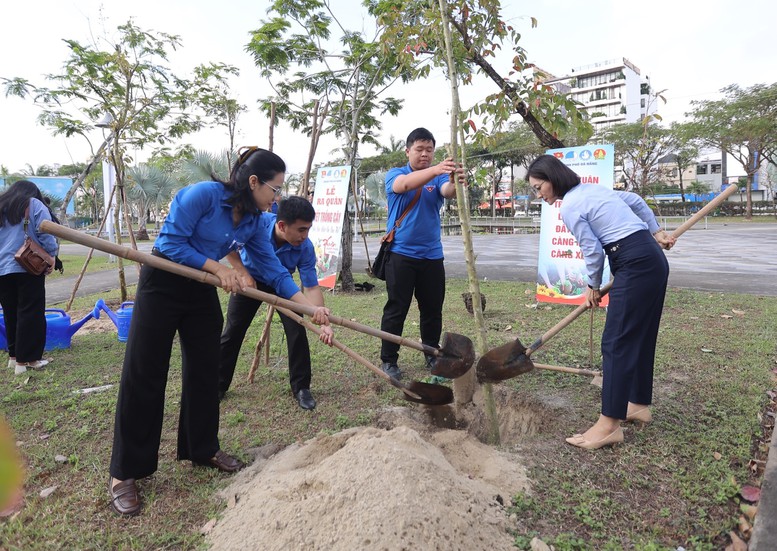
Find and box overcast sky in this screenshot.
[1,0,774,175]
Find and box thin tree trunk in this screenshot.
[301,100,327,198]
[438,0,499,443]
[448,19,564,150]
[268,102,276,152]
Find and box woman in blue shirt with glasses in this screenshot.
[528,154,675,451]
[108,147,330,516]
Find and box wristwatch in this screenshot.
[587,284,599,291]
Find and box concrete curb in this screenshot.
[750,419,777,550]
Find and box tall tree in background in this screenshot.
[600,121,672,196]
[3,21,235,300]
[369,0,592,148]
[666,122,700,204]
[685,82,777,219]
[190,62,246,167]
[246,0,407,290]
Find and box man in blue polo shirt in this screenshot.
[218,196,333,409]
[380,127,464,380]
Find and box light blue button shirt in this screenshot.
[560,184,660,288]
[0,198,58,276]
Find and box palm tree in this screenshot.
[126,164,181,237]
[180,150,231,184]
[379,135,405,155]
[364,172,387,207]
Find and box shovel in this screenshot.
[476,182,740,383]
[272,303,453,405]
[40,222,475,379]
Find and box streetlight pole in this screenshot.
[96,113,116,262]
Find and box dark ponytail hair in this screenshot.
[213,147,286,215]
[526,155,581,199]
[0,179,46,227]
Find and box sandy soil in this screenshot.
[207,405,531,551]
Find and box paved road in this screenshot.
[48,222,777,303]
[354,222,777,296]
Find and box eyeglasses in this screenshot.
[262,181,283,196]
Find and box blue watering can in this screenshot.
[93,299,134,342]
[0,307,96,351]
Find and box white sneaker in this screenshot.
[15,359,49,375]
[7,358,15,370]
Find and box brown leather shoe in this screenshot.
[192,450,245,473]
[109,477,141,516]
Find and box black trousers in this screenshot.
[218,282,311,395]
[109,264,224,481]
[380,252,445,364]
[0,272,47,363]
[601,230,669,420]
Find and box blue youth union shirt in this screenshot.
[241,213,320,289]
[153,181,299,298]
[385,163,447,260]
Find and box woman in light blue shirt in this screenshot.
[108,147,330,516]
[528,155,675,450]
[0,180,59,374]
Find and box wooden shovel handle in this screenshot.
[533,362,601,377]
[525,280,612,356]
[272,304,422,400]
[40,221,439,357]
[671,183,739,239]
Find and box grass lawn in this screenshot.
[46,255,117,281]
[0,278,775,549]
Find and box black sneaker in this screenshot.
[381,362,402,380]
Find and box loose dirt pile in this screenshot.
[207,407,531,550]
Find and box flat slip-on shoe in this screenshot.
[192,450,245,473]
[625,407,652,424]
[109,478,141,516]
[565,427,624,450]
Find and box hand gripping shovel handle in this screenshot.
[524,280,613,357]
[272,305,454,405]
[526,183,739,357]
[39,221,441,357]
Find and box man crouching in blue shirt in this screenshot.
[218,196,334,409]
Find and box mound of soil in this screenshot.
[207,409,531,550]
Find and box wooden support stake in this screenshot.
[248,305,275,383]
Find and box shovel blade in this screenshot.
[430,332,475,379]
[399,380,454,406]
[476,338,535,383]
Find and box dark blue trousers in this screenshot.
[601,230,669,420]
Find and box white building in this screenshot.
[537,58,656,131]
